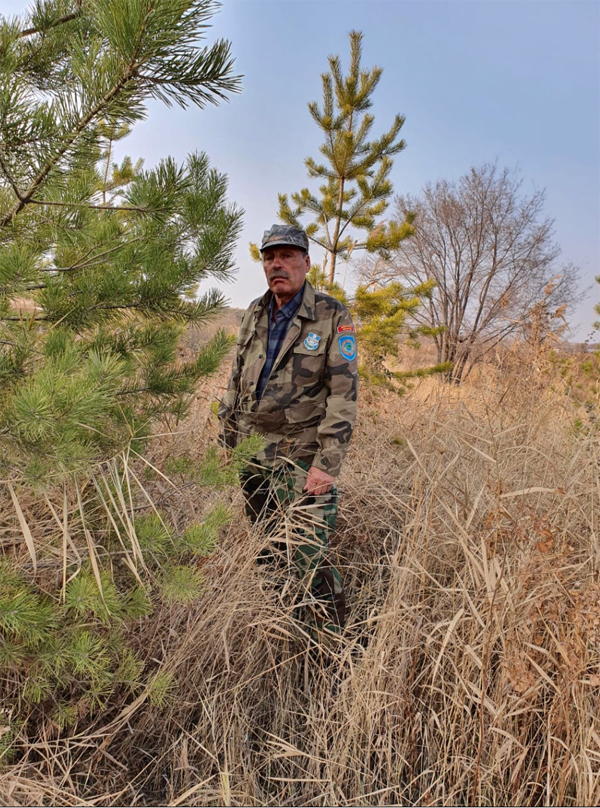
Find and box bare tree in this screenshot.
[359,164,580,382]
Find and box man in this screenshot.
[218,224,358,636]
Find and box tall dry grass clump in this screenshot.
[1,349,599,806]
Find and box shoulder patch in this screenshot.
[337,324,355,334]
[338,334,357,361]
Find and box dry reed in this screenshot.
[2,350,599,806]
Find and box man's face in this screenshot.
[261,246,310,304]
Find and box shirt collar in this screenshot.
[269,282,305,322]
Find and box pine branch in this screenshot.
[39,237,146,273]
[0,68,136,228]
[0,314,48,321]
[18,8,82,38]
[22,198,154,213]
[0,155,27,202]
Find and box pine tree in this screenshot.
[0,0,243,483]
[277,30,414,285]
[0,0,249,737]
[352,280,451,392]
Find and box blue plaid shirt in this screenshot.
[256,284,305,400]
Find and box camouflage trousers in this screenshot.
[240,458,346,632]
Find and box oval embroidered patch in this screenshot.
[303,332,321,350]
[339,334,357,361]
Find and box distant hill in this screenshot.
[559,341,599,353]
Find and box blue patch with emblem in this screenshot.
[339,334,357,361]
[303,332,321,350]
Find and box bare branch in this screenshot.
[379,164,580,382]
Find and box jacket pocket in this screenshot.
[282,339,327,389]
[285,400,325,426]
[241,406,286,432]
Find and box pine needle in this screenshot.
[8,483,37,573]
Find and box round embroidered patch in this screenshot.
[339,334,357,361]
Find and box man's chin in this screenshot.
[269,280,290,293]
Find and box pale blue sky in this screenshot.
[3,0,599,337]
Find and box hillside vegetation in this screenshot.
[1,336,599,807]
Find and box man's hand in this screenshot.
[304,465,335,496]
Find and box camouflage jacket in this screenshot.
[218,282,358,478]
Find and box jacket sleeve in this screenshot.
[217,312,250,451]
[217,356,240,451]
[311,307,358,478]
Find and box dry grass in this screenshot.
[2,346,600,806]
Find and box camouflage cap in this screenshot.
[260,224,309,253]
